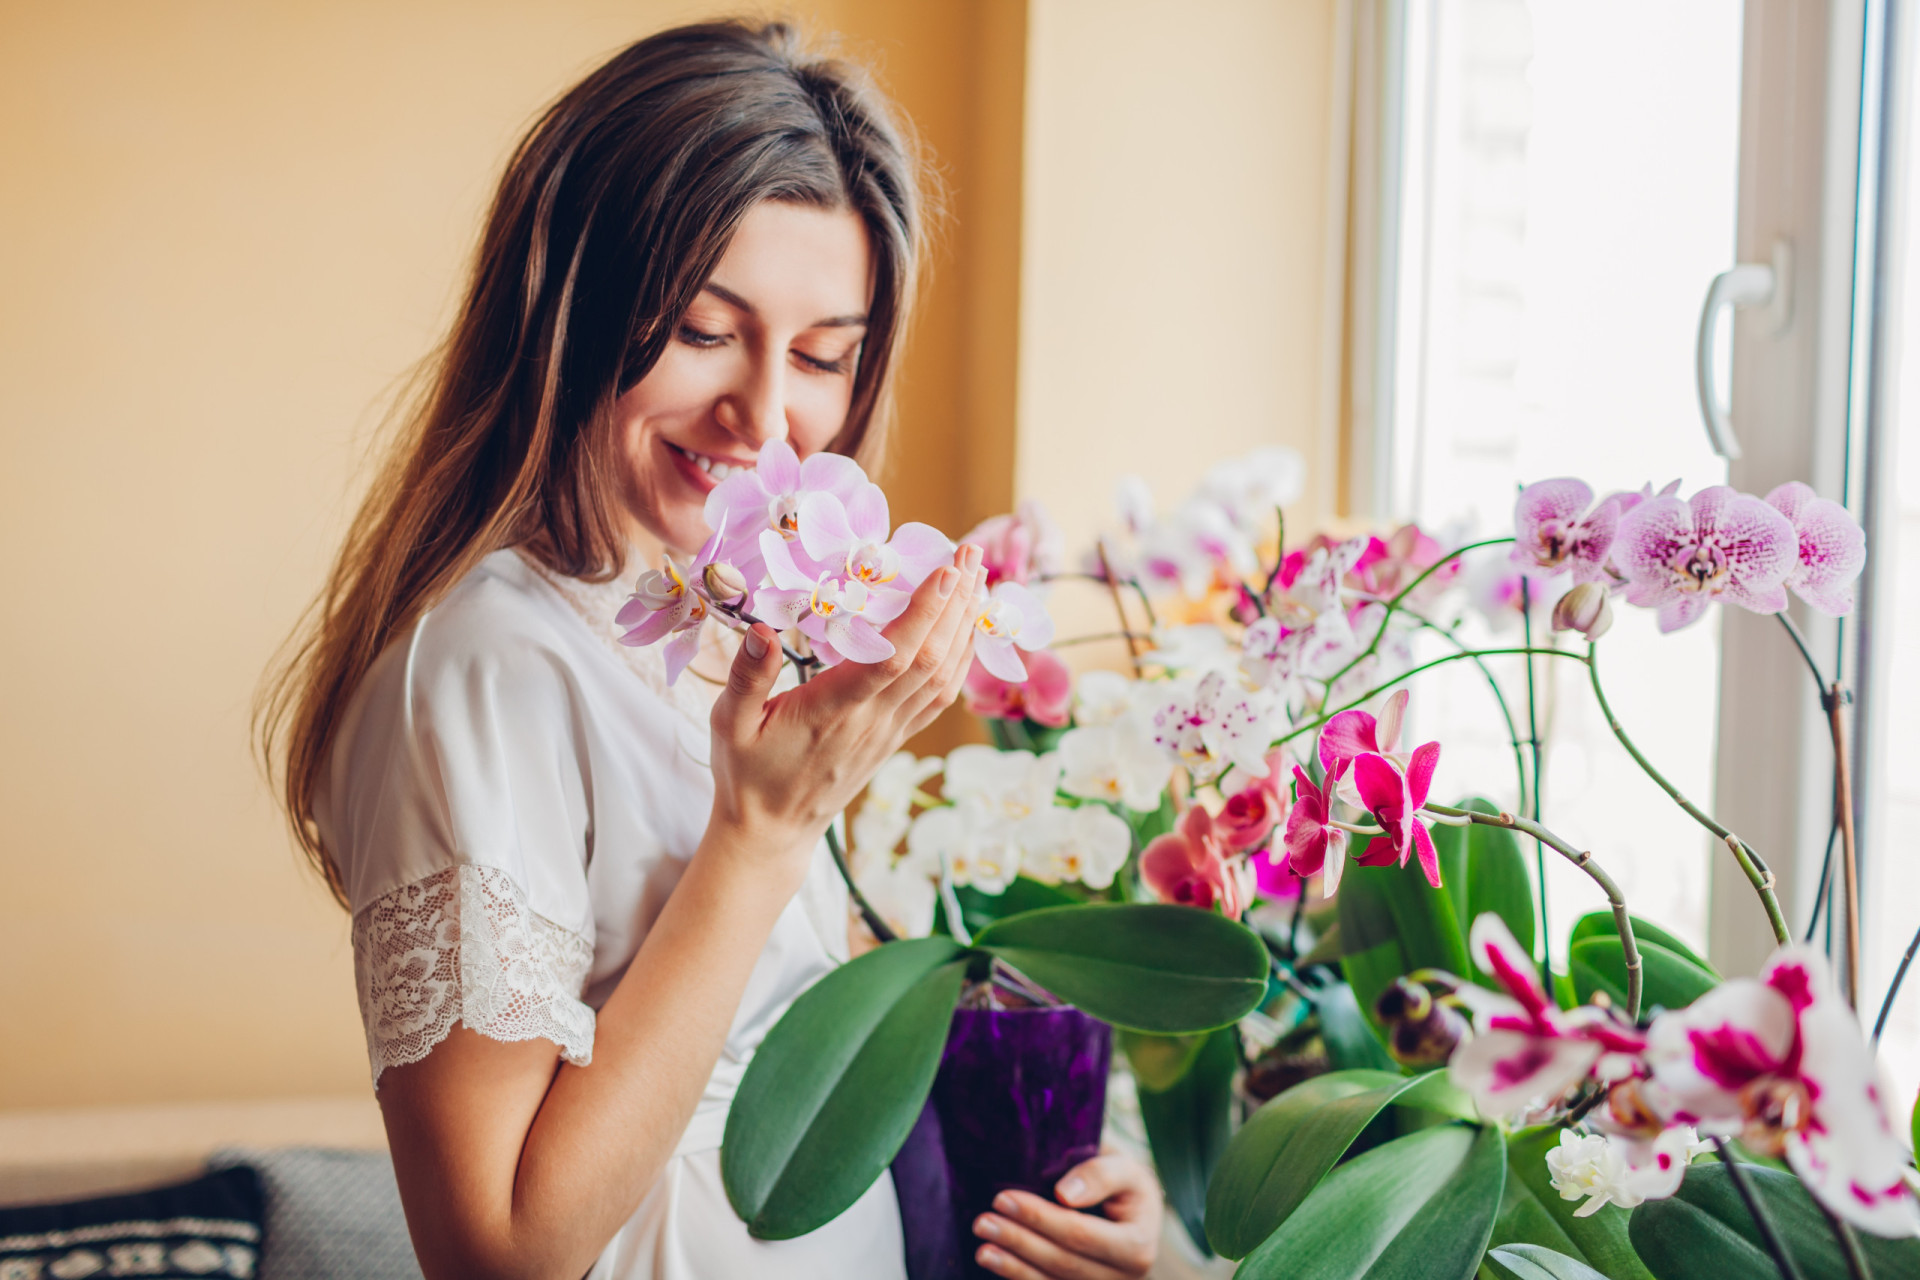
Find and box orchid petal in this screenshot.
[1352,753,1412,846]
[797,491,855,564]
[861,584,912,628]
[1411,820,1441,888]
[1317,708,1381,774]
[1655,597,1710,633]
[888,522,957,585]
[1376,689,1410,754]
[1470,912,1550,1019]
[1450,1028,1602,1120]
[662,626,701,685]
[615,595,652,627]
[1320,831,1349,894]
[758,439,801,493]
[705,469,772,537]
[974,634,1029,682]
[760,530,815,591]
[750,588,811,631]
[828,615,896,664]
[995,582,1056,649]
[1404,740,1440,808]
[843,483,891,542]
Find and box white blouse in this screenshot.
[316,547,905,1279]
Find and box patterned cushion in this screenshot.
[0,1165,262,1279]
[207,1151,418,1280]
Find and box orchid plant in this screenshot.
[622,441,1918,1274]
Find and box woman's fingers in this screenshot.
[1055,1155,1160,1219]
[903,618,976,737]
[978,1171,1159,1276]
[885,553,981,714]
[971,1199,1133,1280]
[709,624,781,747]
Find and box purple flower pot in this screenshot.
[892,1004,1112,1280]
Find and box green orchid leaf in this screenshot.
[1455,796,1537,977]
[1135,1026,1236,1256]
[1235,1123,1506,1279]
[1488,1244,1612,1280]
[972,903,1268,1033]
[944,875,1077,937]
[1567,912,1715,975]
[1312,979,1397,1073]
[1494,1127,1654,1280]
[1338,847,1471,1020]
[1205,1069,1438,1259]
[1629,1161,1920,1280]
[722,937,967,1239]
[1569,937,1718,1013]
[1117,1028,1210,1092]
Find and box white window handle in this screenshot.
[1694,239,1792,461]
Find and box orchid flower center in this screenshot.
[772,495,802,540]
[1668,539,1730,594]
[844,540,900,585]
[809,574,870,619]
[975,598,1017,640]
[1533,518,1574,566]
[634,561,688,611]
[1736,1075,1814,1156]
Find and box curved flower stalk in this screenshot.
[1640,944,1920,1237]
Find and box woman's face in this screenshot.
[615,199,875,556]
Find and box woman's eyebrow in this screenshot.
[701,282,868,329]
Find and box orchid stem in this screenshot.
[1521,574,1552,994]
[1426,802,1639,1020]
[1331,819,1386,836]
[1871,917,1920,1045]
[1819,1201,1874,1280]
[1052,629,1150,650]
[1824,678,1863,1009]
[1713,1139,1809,1280]
[1095,544,1146,677]
[1586,643,1792,945]
[1314,537,1517,697]
[1274,647,1587,752]
[1775,611,1830,692]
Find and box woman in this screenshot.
[262,21,1161,1280]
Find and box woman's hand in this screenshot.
[971,1153,1163,1279]
[706,543,983,873]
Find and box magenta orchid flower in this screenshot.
[1614,485,1797,632]
[1353,524,1462,600]
[968,580,1055,682]
[1318,688,1411,776]
[1141,805,1248,917]
[1764,481,1867,616]
[790,488,954,593]
[1150,670,1274,786]
[616,522,731,685]
[752,534,910,666]
[1449,914,1647,1121]
[1350,743,1443,888]
[1513,478,1624,583]
[703,437,875,582]
[1216,748,1288,852]
[1642,944,1920,1237]
[1282,761,1351,893]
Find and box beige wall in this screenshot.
[0,0,1024,1110]
[0,0,1336,1110]
[1016,0,1339,645]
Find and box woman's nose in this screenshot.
[716,355,788,447]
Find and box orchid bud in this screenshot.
[1551,582,1613,641]
[1374,976,1470,1069]
[703,561,749,605]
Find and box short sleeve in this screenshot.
[322,568,600,1085]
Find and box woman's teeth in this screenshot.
[669,443,743,481]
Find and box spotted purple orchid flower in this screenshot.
[1614,485,1798,633]
[1448,914,1647,1121]
[1150,670,1274,786]
[1642,944,1920,1237]
[1513,478,1625,584]
[1764,481,1867,616]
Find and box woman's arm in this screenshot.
[378,548,983,1280]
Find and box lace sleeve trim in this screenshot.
[351,865,596,1086]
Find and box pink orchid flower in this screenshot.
[616,522,730,685]
[1317,688,1411,776]
[1217,748,1288,851]
[968,581,1054,682]
[1282,761,1351,894]
[1352,524,1462,600]
[960,499,1064,588]
[963,646,1072,727]
[1249,848,1305,899]
[1513,478,1624,584]
[1642,944,1920,1237]
[789,488,954,594]
[1764,481,1867,616]
[703,437,875,582]
[751,535,910,666]
[1351,743,1444,888]
[1150,670,1274,786]
[1141,805,1248,917]
[1449,914,1648,1121]
[1614,485,1797,633]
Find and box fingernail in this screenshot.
[977,1245,1005,1271]
[743,629,769,660]
[973,1215,998,1239]
[936,567,958,598]
[1058,1176,1086,1203]
[993,1191,1017,1215]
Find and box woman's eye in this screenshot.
[795,348,854,375]
[677,325,727,348]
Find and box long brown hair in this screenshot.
[260,20,926,904]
